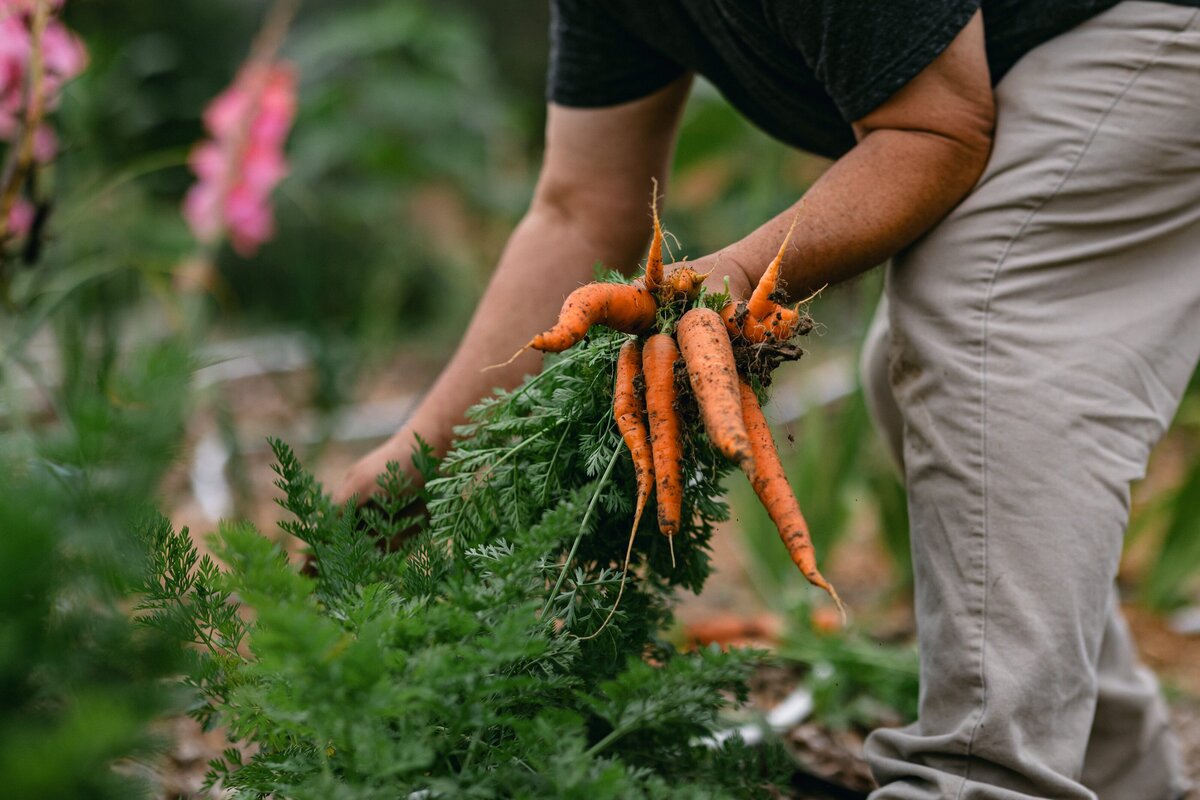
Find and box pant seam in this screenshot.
[951,17,1194,797]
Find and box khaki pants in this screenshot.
[859,3,1198,798]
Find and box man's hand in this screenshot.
[333,75,694,506]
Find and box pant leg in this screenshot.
[860,3,1200,798]
[1081,595,1187,800]
[862,303,1188,800]
[861,296,904,473]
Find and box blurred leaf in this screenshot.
[1142,456,1200,611]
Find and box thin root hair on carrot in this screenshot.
[575,501,643,642]
[482,343,531,372]
[796,283,829,306]
[663,228,682,262]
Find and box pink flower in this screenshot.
[41,17,86,83]
[183,61,297,257]
[0,10,87,163]
[8,195,33,237]
[0,1,67,15]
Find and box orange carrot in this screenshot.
[750,303,801,342]
[645,179,664,292]
[529,282,656,353]
[747,214,799,321]
[719,301,745,339]
[676,307,752,466]
[664,265,707,302]
[643,333,683,538]
[738,379,844,616]
[721,297,803,344]
[613,339,654,531]
[713,213,805,344]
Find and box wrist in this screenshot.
[394,402,455,459]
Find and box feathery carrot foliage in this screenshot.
[141,325,792,798]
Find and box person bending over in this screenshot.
[338,2,1197,797]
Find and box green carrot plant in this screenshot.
[140,326,793,798]
[0,340,194,799]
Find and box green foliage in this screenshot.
[778,620,919,731]
[1139,444,1200,611]
[146,327,791,797]
[868,466,912,591]
[0,341,194,800]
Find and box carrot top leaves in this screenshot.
[145,323,789,797]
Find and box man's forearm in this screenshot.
[402,200,651,455]
[709,129,991,299]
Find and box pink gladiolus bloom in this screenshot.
[8,196,33,237]
[183,61,297,257]
[0,1,67,16]
[0,10,87,163]
[41,18,86,83]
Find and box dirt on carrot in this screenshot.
[643,333,684,538]
[738,379,844,616]
[676,307,752,467]
[529,282,657,353]
[613,338,654,534]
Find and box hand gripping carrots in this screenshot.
[513,188,842,619]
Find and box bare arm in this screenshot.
[699,12,994,297]
[335,75,693,503]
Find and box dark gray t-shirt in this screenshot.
[547,0,1190,158]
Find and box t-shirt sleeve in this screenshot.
[771,0,982,122]
[546,0,687,108]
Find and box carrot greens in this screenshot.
[142,326,789,798]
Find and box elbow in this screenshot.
[952,126,993,198]
[952,98,996,193]
[962,118,994,184]
[527,174,650,268]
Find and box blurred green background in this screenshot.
[55,0,1196,616]
[2,1,1195,792]
[60,0,859,370]
[37,0,1195,652]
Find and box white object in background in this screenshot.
[696,685,814,749]
[191,432,234,521]
[1168,605,1200,636]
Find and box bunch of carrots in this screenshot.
[510,192,843,631]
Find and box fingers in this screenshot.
[332,461,380,507]
[332,445,395,506]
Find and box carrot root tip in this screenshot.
[482,343,532,372]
